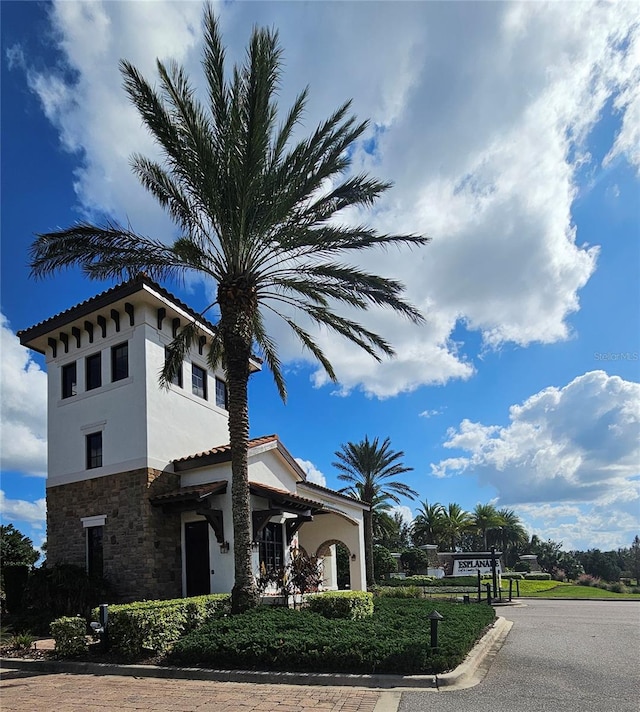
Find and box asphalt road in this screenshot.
[400,599,640,712]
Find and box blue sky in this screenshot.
[1,1,639,560]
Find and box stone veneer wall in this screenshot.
[46,468,182,602]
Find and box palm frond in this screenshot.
[30,222,185,282]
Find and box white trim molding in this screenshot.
[81,514,107,528]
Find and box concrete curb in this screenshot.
[0,616,512,691]
[436,615,513,690]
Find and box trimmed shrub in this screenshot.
[50,616,87,657]
[608,582,628,594]
[513,561,531,573]
[501,573,524,580]
[373,586,423,599]
[382,576,478,588]
[93,593,230,658]
[524,572,551,580]
[577,574,600,587]
[305,591,373,620]
[400,549,430,577]
[168,598,496,675]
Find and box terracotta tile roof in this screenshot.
[299,479,371,509]
[172,434,279,469]
[249,482,324,510]
[150,480,227,504]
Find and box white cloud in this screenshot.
[433,371,640,507]
[516,502,639,552]
[0,490,47,528]
[419,408,443,419]
[295,458,327,488]
[390,505,414,527]
[16,1,640,397]
[0,314,47,476]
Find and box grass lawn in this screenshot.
[502,579,640,600]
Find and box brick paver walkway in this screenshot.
[0,668,383,712]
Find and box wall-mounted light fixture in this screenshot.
[220,541,230,554]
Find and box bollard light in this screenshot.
[99,603,109,651]
[428,609,444,649]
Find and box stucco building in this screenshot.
[18,274,367,601]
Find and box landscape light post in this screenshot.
[491,546,498,599]
[428,609,444,649]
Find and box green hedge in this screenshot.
[524,573,552,580]
[92,594,230,658]
[169,598,496,675]
[373,586,423,598]
[501,573,524,580]
[50,616,87,657]
[305,591,373,619]
[381,576,479,588]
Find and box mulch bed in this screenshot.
[0,641,163,666]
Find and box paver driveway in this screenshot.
[0,670,385,712]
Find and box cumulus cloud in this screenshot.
[0,490,47,528]
[516,501,640,552]
[0,315,47,476]
[295,458,327,488]
[15,1,640,397]
[390,505,414,527]
[432,371,640,507]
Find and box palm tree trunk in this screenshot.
[221,296,260,613]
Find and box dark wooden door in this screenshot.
[185,520,211,597]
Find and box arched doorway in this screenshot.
[316,539,352,590]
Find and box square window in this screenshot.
[86,353,102,391]
[192,364,207,399]
[215,378,228,410]
[62,362,77,399]
[111,342,128,382]
[86,432,103,469]
[165,347,183,388]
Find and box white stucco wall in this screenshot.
[45,300,232,487]
[46,320,148,486]
[144,319,230,467]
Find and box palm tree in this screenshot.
[441,502,473,551]
[29,7,427,612]
[412,500,444,546]
[334,436,418,587]
[472,503,502,551]
[496,508,528,565]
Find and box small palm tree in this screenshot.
[29,6,427,612]
[439,502,473,551]
[496,508,528,565]
[472,503,502,551]
[412,500,445,546]
[334,436,418,586]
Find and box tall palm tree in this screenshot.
[334,436,418,587]
[472,503,502,551]
[412,500,444,546]
[496,508,528,565]
[441,502,473,551]
[29,7,427,612]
